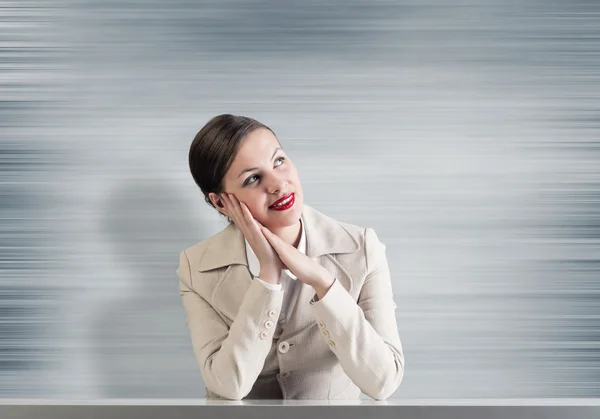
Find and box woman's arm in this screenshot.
[178,250,284,400]
[309,228,405,400]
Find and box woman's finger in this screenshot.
[227,195,262,245]
[254,218,268,232]
[260,225,285,254]
[225,194,247,230]
[260,226,296,270]
[239,200,254,223]
[240,201,263,236]
[226,193,243,220]
[259,225,275,246]
[219,193,231,217]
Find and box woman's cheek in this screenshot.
[252,204,267,219]
[249,204,261,218]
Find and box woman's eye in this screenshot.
[245,175,259,185]
[244,158,285,186]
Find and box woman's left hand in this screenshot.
[258,223,335,293]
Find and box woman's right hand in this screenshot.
[220,193,285,284]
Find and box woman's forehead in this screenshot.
[226,130,282,179]
[233,131,281,163]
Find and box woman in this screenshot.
[177,114,404,400]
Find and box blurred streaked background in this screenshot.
[1,0,599,399]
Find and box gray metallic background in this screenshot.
[1,0,599,399]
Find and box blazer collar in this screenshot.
[197,204,360,272]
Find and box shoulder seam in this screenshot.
[182,249,193,288]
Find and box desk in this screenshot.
[0,399,598,419]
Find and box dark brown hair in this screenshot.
[189,114,276,217]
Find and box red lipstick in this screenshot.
[269,193,295,211]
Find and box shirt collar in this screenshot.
[245,218,306,280]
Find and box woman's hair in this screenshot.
[189,114,276,217]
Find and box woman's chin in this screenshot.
[264,204,303,229]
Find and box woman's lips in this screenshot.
[269,193,295,211]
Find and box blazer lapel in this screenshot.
[196,222,251,321]
[197,222,248,272]
[302,204,361,261]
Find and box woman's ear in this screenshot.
[208,192,227,216]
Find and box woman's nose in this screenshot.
[266,175,286,195]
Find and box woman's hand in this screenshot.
[258,223,335,297]
[220,193,285,284]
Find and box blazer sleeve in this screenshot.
[308,228,405,400]
[177,250,284,400]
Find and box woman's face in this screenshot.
[212,128,304,230]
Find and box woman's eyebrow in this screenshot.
[237,147,282,178]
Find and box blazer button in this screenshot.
[281,371,292,378]
[328,340,336,349]
[264,320,274,329]
[268,309,278,319]
[323,330,329,337]
[278,341,290,354]
[318,321,325,329]
[260,331,269,339]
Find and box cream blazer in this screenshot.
[177,204,404,400]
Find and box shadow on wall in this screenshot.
[89,176,211,398]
